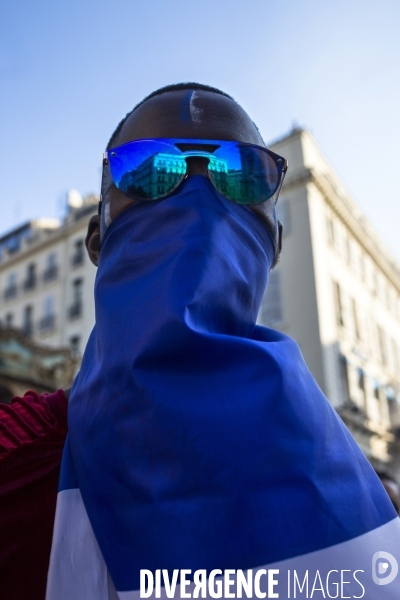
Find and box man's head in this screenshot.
[86,83,282,265]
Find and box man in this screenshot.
[1,83,399,600]
[85,83,282,267]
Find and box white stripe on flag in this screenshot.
[46,488,118,600]
[47,488,400,599]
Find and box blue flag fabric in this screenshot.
[52,176,397,595]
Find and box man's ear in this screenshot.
[85,215,101,266]
[271,220,283,270]
[277,220,283,255]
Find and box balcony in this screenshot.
[71,252,84,268]
[39,314,56,332]
[68,302,82,320]
[23,276,37,292]
[43,265,58,282]
[4,285,17,301]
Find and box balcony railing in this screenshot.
[71,252,84,267]
[38,314,56,332]
[4,285,17,301]
[68,302,83,319]
[43,265,58,282]
[23,277,37,291]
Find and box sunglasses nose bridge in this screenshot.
[184,155,211,178]
[105,140,288,206]
[183,150,213,159]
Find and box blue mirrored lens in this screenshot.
[107,139,284,205]
[208,143,281,205]
[108,140,186,200]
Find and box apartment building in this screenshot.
[259,128,400,475]
[1,134,400,473]
[0,192,98,358]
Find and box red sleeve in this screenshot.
[0,389,68,600]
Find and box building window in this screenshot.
[259,270,283,326]
[373,271,379,297]
[7,234,21,254]
[373,379,381,400]
[357,367,366,405]
[377,325,387,366]
[40,295,55,331]
[340,355,350,404]
[69,335,81,357]
[4,313,13,327]
[23,263,37,291]
[345,237,351,264]
[364,256,373,291]
[350,241,358,270]
[327,217,334,246]
[385,285,393,312]
[23,305,34,337]
[390,289,397,316]
[69,278,83,319]
[386,386,396,403]
[276,198,291,236]
[359,253,366,282]
[391,338,400,372]
[333,281,344,327]
[351,298,360,341]
[4,272,17,301]
[71,239,84,267]
[43,252,58,282]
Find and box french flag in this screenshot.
[46,179,400,598]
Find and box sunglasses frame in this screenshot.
[99,138,288,215]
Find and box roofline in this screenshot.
[0,218,61,245]
[267,126,305,148]
[0,221,33,244]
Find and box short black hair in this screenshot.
[106,82,234,151]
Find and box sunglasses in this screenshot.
[101,138,288,208]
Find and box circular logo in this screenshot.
[372,551,398,586]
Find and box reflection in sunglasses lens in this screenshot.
[118,152,186,199]
[108,140,283,204]
[209,145,279,205]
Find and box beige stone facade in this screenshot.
[259,128,400,476]
[0,193,98,360]
[2,142,400,474]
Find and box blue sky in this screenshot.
[1,0,400,259]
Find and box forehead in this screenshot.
[114,90,264,147]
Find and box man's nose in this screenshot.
[185,156,210,178]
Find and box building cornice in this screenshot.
[0,207,97,271]
[281,167,400,291]
[267,126,304,148]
